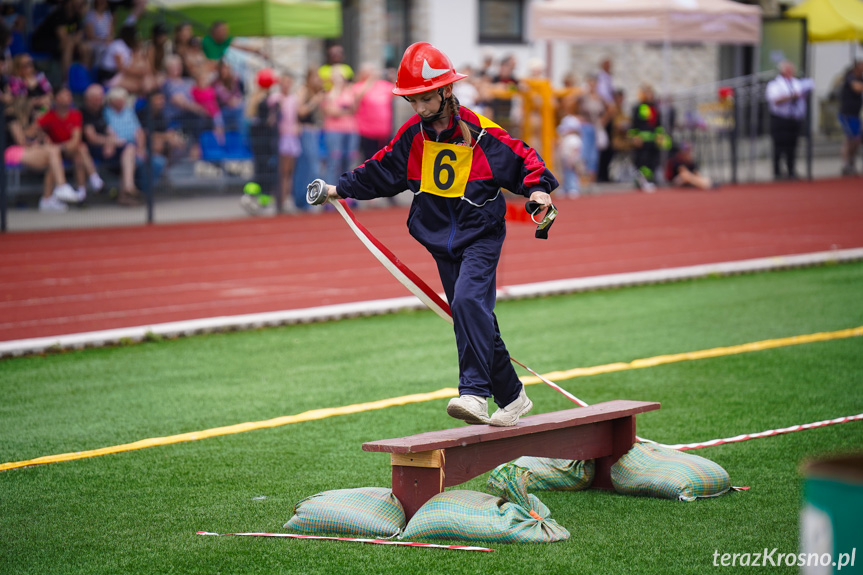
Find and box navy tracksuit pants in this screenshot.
[433,226,522,408]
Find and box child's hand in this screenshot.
[528,190,552,206]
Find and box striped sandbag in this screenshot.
[611,443,732,501]
[402,467,569,543]
[401,490,570,543]
[284,487,405,537]
[487,457,595,495]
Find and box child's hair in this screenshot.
[445,89,473,146]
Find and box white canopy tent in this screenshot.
[529,0,765,183]
[529,0,762,45]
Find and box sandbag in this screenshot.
[611,442,732,501]
[284,487,404,537]
[401,466,569,543]
[487,457,594,495]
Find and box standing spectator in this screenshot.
[318,44,353,91]
[491,54,519,133]
[628,83,670,192]
[213,59,245,133]
[556,114,583,198]
[452,64,479,109]
[321,67,359,186]
[161,54,211,160]
[577,73,609,188]
[292,67,324,210]
[838,59,863,176]
[241,69,278,214]
[96,23,156,96]
[104,86,163,204]
[30,0,90,84]
[83,0,114,69]
[607,88,632,182]
[38,86,104,200]
[596,59,617,182]
[201,20,265,63]
[354,62,394,162]
[267,72,301,210]
[765,60,811,181]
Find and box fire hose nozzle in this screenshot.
[306,179,329,206]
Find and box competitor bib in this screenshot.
[420,140,472,198]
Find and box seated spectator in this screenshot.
[136,90,184,162]
[665,142,714,190]
[104,86,164,204]
[37,86,104,200]
[2,80,79,211]
[83,0,114,69]
[191,66,224,140]
[161,54,211,160]
[146,22,170,84]
[96,23,156,97]
[171,21,196,77]
[29,0,90,84]
[8,54,53,119]
[212,59,245,133]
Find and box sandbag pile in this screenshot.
[284,487,404,538]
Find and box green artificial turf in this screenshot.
[1,262,862,574]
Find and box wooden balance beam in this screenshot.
[362,399,660,519]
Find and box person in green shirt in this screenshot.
[201,20,265,61]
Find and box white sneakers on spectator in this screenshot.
[88,173,104,193]
[489,388,533,427]
[52,183,80,204]
[446,395,491,425]
[39,195,69,212]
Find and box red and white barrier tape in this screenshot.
[652,413,863,451]
[196,531,494,552]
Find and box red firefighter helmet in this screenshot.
[392,42,467,96]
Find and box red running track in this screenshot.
[2,178,862,343]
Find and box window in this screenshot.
[478,0,525,44]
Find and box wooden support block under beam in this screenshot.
[391,450,444,468]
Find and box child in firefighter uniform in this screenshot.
[314,42,558,426]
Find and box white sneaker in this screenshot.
[53,183,80,203]
[446,395,491,425]
[88,173,104,192]
[489,388,533,427]
[39,195,69,212]
[75,186,87,202]
[240,194,261,215]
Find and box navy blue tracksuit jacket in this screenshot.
[336,106,558,406]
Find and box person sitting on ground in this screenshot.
[665,142,714,190]
[37,86,104,201]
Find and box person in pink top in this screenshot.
[321,67,359,185]
[191,68,222,141]
[268,73,302,210]
[354,62,395,163]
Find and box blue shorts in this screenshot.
[838,114,862,139]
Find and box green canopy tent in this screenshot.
[151,0,342,38]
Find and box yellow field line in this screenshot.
[2,325,861,472]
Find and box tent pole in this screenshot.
[749,43,759,182]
